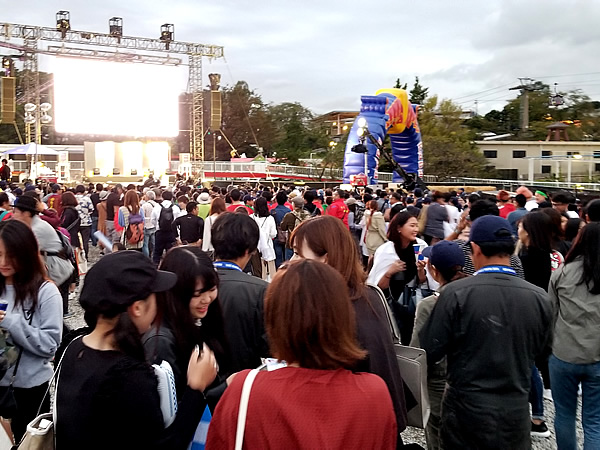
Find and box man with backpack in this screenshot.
[151,190,180,264]
[280,196,310,251]
[271,190,292,268]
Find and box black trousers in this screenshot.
[11,381,50,443]
[79,226,91,259]
[153,230,175,265]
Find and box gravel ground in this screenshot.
[68,246,584,449]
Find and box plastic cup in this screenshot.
[0,301,8,312]
[413,244,421,262]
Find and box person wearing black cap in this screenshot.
[410,240,467,450]
[55,251,217,450]
[420,216,552,449]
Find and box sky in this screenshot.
[2,0,600,116]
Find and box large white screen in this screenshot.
[53,57,180,137]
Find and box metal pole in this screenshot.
[213,131,216,181]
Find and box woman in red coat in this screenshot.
[206,260,396,449]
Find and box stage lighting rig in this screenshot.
[351,117,424,191]
[56,11,71,39]
[109,17,123,43]
[160,24,174,50]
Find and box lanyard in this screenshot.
[474,265,517,276]
[213,261,243,272]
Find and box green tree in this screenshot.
[409,76,429,105]
[419,96,492,180]
[394,78,407,90]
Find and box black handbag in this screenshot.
[0,348,23,418]
[0,308,33,419]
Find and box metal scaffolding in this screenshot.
[0,22,224,160]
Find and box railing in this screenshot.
[445,177,600,191]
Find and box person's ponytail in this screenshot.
[110,312,146,361]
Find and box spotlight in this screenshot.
[40,103,52,112]
[356,117,367,128]
[56,11,71,39]
[351,144,368,154]
[356,128,365,137]
[109,17,123,43]
[1,57,14,77]
[160,24,174,50]
[24,103,37,113]
[208,73,221,90]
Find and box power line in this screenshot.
[450,82,514,101]
[533,71,600,79]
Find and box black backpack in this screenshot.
[354,204,365,225]
[158,204,174,230]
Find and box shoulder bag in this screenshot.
[234,369,260,450]
[368,284,430,429]
[15,335,82,449]
[0,309,34,419]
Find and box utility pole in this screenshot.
[509,78,541,134]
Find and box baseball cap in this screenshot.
[468,216,514,244]
[291,196,305,208]
[422,241,465,269]
[243,194,255,203]
[80,251,177,311]
[345,197,357,206]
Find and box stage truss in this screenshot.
[0,22,224,161]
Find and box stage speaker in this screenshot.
[210,90,222,131]
[0,77,16,123]
[93,168,101,175]
[113,168,121,175]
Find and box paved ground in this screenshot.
[68,246,584,449]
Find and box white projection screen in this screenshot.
[53,57,180,137]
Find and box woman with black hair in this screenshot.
[517,211,560,438]
[564,217,585,247]
[60,191,80,248]
[368,211,427,344]
[252,197,277,280]
[143,246,231,407]
[549,223,600,449]
[0,220,62,442]
[55,251,217,450]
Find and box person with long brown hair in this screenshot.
[206,260,396,449]
[362,199,388,257]
[201,197,226,257]
[290,215,409,446]
[118,189,144,251]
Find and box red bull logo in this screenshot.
[385,98,404,129]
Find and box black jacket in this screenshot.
[172,213,204,243]
[216,267,269,372]
[356,288,408,436]
[420,269,552,449]
[61,206,80,246]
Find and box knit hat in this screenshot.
[497,190,511,201]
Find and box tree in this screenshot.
[409,76,429,105]
[418,96,492,180]
[270,102,327,164]
[394,78,407,90]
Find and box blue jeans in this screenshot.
[91,216,98,246]
[529,365,544,420]
[550,355,600,450]
[274,241,293,269]
[143,228,156,258]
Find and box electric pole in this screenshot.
[509,77,542,134]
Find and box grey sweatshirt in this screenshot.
[0,282,63,388]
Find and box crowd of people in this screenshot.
[0,177,598,449]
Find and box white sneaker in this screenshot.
[543,389,553,401]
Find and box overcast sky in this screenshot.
[3,0,600,115]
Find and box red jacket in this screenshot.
[207,368,396,449]
[326,198,349,228]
